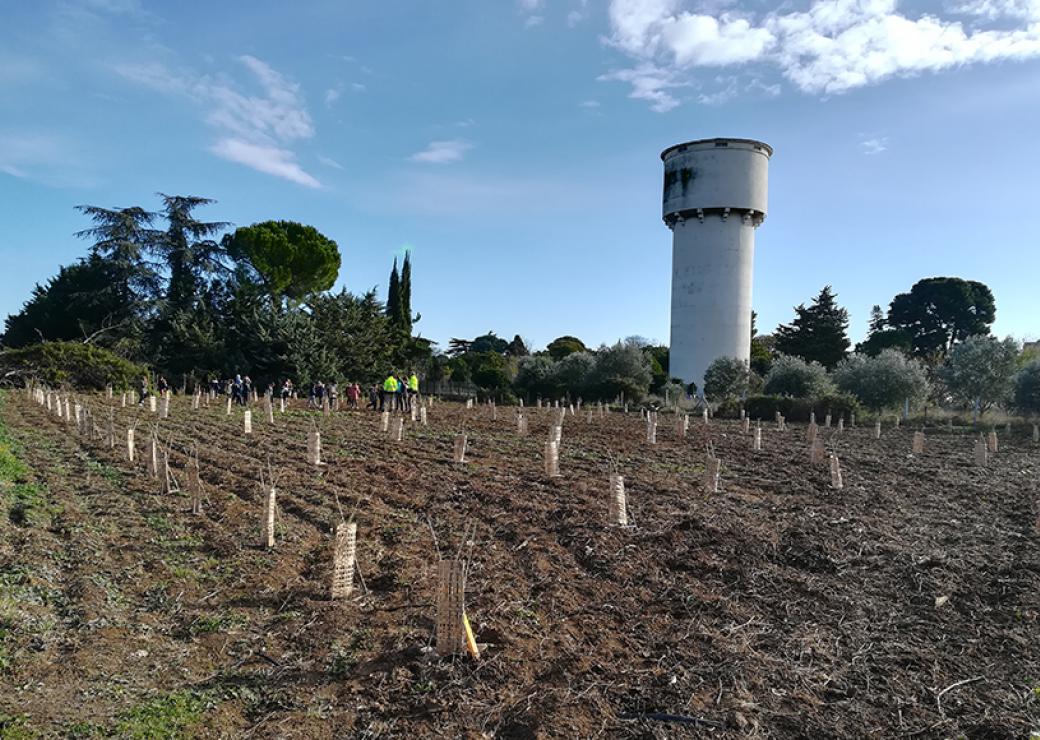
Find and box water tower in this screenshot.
[661,138,772,394]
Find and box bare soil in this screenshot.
[1,392,1038,738]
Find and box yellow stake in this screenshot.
[463,612,480,659]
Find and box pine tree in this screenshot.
[856,303,912,357]
[773,286,850,369]
[868,304,885,333]
[399,250,412,335]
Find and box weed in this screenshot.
[145,514,172,535]
[0,713,36,739]
[8,484,60,528]
[112,690,210,739]
[85,459,122,486]
[189,611,247,637]
[328,627,372,677]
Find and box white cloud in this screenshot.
[604,0,1040,109]
[598,62,685,111]
[351,82,367,92]
[0,131,95,187]
[325,87,342,106]
[950,0,1040,19]
[859,134,889,154]
[410,139,474,164]
[579,99,601,107]
[115,55,321,186]
[519,0,545,26]
[318,155,344,170]
[568,10,584,26]
[211,138,321,188]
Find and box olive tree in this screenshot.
[937,335,1019,420]
[832,349,929,414]
[703,357,750,402]
[588,342,652,402]
[763,354,834,398]
[1012,359,1040,418]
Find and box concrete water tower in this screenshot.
[661,137,772,394]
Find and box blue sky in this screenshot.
[2,0,1038,352]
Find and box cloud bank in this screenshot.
[604,0,1040,109]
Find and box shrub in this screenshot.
[587,342,652,402]
[703,357,750,402]
[937,335,1019,414]
[553,352,596,399]
[1012,359,1040,417]
[514,355,557,400]
[832,349,929,413]
[0,341,146,390]
[762,355,834,398]
[741,393,860,423]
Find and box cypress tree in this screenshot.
[399,251,412,335]
[386,258,400,325]
[773,285,850,369]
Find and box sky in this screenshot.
[1,0,1039,353]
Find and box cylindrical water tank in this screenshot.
[661,138,772,395]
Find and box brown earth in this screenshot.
[0,391,1038,738]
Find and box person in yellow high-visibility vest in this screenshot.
[381,373,398,412]
[407,370,420,409]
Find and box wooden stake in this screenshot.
[244,409,253,435]
[380,411,389,432]
[753,426,762,451]
[392,416,404,442]
[987,430,998,453]
[420,405,428,426]
[912,431,925,455]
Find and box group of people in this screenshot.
[378,371,420,412]
[177,371,421,413]
[206,375,255,405]
[305,380,364,410]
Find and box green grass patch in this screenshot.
[0,393,56,528]
[0,713,37,740]
[188,611,248,637]
[112,690,211,739]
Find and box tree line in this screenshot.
[1,195,427,389]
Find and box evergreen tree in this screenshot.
[887,277,996,360]
[856,303,911,356]
[506,334,529,356]
[386,258,401,325]
[154,194,229,313]
[773,286,850,368]
[399,250,413,335]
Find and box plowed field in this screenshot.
[1,390,1038,738]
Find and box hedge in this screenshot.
[719,393,862,423]
[0,341,147,390]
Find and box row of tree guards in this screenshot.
[27,383,1038,657]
